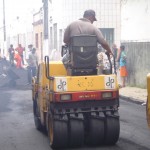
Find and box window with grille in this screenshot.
[35,33,39,48]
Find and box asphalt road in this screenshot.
[0,88,150,150]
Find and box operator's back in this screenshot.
[65,19,97,37]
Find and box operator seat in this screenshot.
[67,35,98,76]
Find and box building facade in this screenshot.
[48,0,121,57]
[0,0,121,62]
[121,0,150,41]
[33,8,43,62]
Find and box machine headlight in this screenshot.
[61,94,71,101]
[102,92,112,98]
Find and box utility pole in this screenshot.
[3,0,7,57]
[42,0,49,57]
[43,0,48,39]
[3,0,6,42]
[17,16,20,44]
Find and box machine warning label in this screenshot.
[104,76,115,89]
[56,77,67,91]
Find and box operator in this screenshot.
[62,9,113,67]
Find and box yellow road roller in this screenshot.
[32,35,120,149]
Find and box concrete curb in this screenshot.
[119,95,146,105]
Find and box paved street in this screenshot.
[0,87,150,150]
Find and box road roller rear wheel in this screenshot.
[33,100,42,130]
[146,98,150,128]
[48,116,68,149]
[85,117,104,146]
[69,118,84,147]
[104,116,120,145]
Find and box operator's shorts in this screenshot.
[120,66,128,77]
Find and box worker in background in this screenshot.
[112,43,119,71]
[14,50,22,69]
[8,44,15,66]
[27,48,38,85]
[112,44,118,60]
[26,44,33,64]
[15,44,25,66]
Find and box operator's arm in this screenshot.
[95,28,113,55]
[99,39,113,55]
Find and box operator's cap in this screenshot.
[83,9,97,21]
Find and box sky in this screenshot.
[0,0,43,29]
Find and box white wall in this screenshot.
[50,0,121,49]
[121,0,150,41]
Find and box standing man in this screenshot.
[112,43,119,70]
[8,44,15,66]
[27,48,38,85]
[62,9,113,66]
[26,44,33,63]
[112,44,118,60]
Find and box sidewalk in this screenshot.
[119,86,147,105]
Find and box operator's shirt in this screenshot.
[63,18,104,45]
